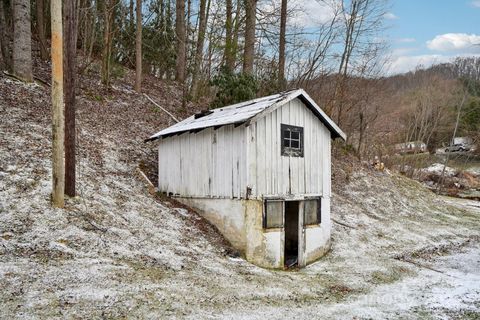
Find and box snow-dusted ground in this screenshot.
[421,163,457,176]
[1,77,480,319]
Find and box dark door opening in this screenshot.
[284,201,299,268]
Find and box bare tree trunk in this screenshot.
[64,0,77,197]
[278,0,287,90]
[134,0,142,92]
[0,0,12,70]
[13,0,33,82]
[175,0,186,82]
[189,0,208,99]
[224,0,234,71]
[101,0,116,88]
[243,0,256,75]
[129,0,134,27]
[51,0,65,207]
[36,0,48,60]
[231,0,241,67]
[438,92,467,194]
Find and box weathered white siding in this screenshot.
[158,124,247,198]
[158,97,332,200]
[247,97,331,199]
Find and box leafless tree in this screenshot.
[0,0,12,71]
[243,0,257,75]
[13,0,33,82]
[175,0,186,82]
[135,0,142,92]
[64,0,78,197]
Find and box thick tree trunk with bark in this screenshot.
[0,0,12,70]
[134,0,142,92]
[175,0,186,82]
[243,0,256,75]
[51,0,65,207]
[36,0,48,60]
[278,0,287,90]
[64,0,77,197]
[13,0,33,82]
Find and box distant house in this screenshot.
[146,89,346,269]
[453,137,473,146]
[394,141,427,154]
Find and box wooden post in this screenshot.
[51,0,65,207]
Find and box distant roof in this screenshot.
[146,89,346,142]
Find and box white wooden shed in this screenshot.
[147,89,346,269]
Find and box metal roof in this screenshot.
[146,89,346,141]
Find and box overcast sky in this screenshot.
[385,0,480,74]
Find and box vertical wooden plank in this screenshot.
[281,102,290,195]
[226,125,233,198]
[276,107,283,195]
[289,101,299,194]
[256,117,266,196]
[220,127,226,197]
[311,111,319,194]
[251,123,256,198]
[318,121,324,195]
[299,100,305,194]
[265,112,272,195]
[158,143,162,190]
[304,104,310,194]
[212,128,216,197]
[272,109,278,195]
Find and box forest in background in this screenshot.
[0,0,479,163]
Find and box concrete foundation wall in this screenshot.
[175,197,247,251]
[176,196,330,269]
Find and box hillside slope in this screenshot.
[1,71,480,319]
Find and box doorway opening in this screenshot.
[284,201,299,268]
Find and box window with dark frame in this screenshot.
[263,200,284,229]
[304,199,321,225]
[281,124,304,157]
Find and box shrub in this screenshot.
[210,68,258,108]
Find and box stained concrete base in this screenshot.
[175,197,331,269]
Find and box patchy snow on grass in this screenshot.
[1,76,480,319]
[422,163,457,176]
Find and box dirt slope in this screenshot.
[1,70,480,319]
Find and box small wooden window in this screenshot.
[281,124,304,157]
[264,200,284,229]
[304,199,321,225]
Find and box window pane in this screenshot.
[281,124,304,158]
[265,201,283,228]
[304,200,321,225]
